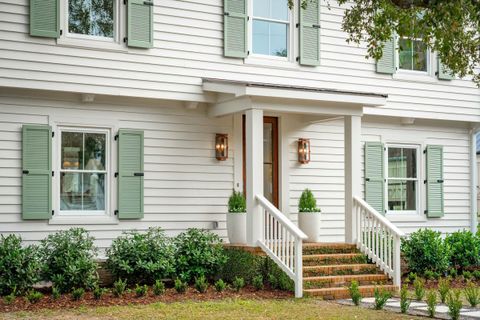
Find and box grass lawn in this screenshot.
[0,298,426,320]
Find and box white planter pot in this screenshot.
[226,212,247,244]
[298,212,321,242]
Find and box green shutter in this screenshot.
[437,58,454,80]
[22,125,52,219]
[376,37,395,74]
[299,0,320,66]
[127,0,154,48]
[30,0,60,38]
[364,142,385,214]
[426,145,444,217]
[118,129,144,219]
[224,0,248,58]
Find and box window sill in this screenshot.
[56,37,127,53]
[385,213,427,222]
[244,56,299,70]
[49,215,119,225]
[393,71,436,83]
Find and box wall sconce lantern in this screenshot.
[215,133,228,161]
[298,138,311,164]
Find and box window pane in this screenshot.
[264,163,273,204]
[270,22,287,57]
[264,123,273,163]
[252,20,287,57]
[62,132,83,170]
[83,173,105,210]
[84,133,106,171]
[399,38,427,71]
[399,38,413,70]
[271,0,288,20]
[388,180,416,211]
[253,0,269,18]
[253,20,270,55]
[413,40,427,71]
[69,0,114,38]
[388,147,416,178]
[61,172,83,210]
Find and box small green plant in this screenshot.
[438,277,451,303]
[298,188,320,212]
[232,277,245,292]
[135,284,148,297]
[463,270,473,280]
[407,272,418,282]
[414,278,426,301]
[194,276,208,293]
[25,290,43,304]
[252,275,264,291]
[3,291,15,305]
[51,286,61,300]
[449,268,458,278]
[228,190,246,213]
[424,270,440,280]
[174,279,187,294]
[112,278,127,297]
[93,286,107,300]
[400,284,411,314]
[464,281,480,307]
[348,280,362,306]
[214,279,227,292]
[426,290,437,318]
[473,270,480,280]
[373,286,391,310]
[153,280,165,296]
[446,291,463,320]
[71,287,85,301]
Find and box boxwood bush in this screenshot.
[106,227,175,285]
[39,228,98,293]
[445,230,480,270]
[0,234,41,295]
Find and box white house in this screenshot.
[0,0,479,298]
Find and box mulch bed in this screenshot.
[403,277,480,290]
[0,285,293,313]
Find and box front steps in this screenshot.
[302,243,398,299]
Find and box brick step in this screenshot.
[303,253,367,266]
[302,243,359,255]
[304,284,398,300]
[303,263,381,277]
[303,274,389,289]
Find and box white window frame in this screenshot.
[384,143,421,216]
[396,36,431,75]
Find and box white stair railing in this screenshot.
[255,194,308,298]
[353,196,405,286]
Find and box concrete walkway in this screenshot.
[338,297,480,319]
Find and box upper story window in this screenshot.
[67,0,116,41]
[398,37,428,72]
[251,0,290,58]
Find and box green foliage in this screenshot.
[71,287,85,301]
[174,229,227,282]
[426,290,437,318]
[407,272,418,282]
[449,268,458,278]
[39,228,98,293]
[348,280,362,306]
[51,286,61,300]
[135,284,148,297]
[25,290,43,304]
[413,278,426,301]
[3,291,15,305]
[473,270,480,280]
[373,286,391,310]
[424,270,440,280]
[174,279,187,294]
[252,275,264,291]
[463,270,474,280]
[445,230,480,270]
[265,258,294,292]
[217,248,265,284]
[93,286,107,300]
[194,276,208,293]
[153,280,165,296]
[400,284,410,314]
[214,279,227,292]
[402,229,451,275]
[446,291,463,320]
[106,228,175,285]
[228,190,246,213]
[438,278,451,304]
[298,189,320,213]
[112,278,127,297]
[464,281,480,307]
[232,277,245,292]
[0,234,41,295]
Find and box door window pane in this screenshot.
[68,0,114,38]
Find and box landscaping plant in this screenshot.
[153,280,165,296]
[71,288,85,301]
[400,284,410,314]
[252,275,264,291]
[438,277,451,303]
[407,272,417,283]
[194,275,208,293]
[112,278,127,297]
[3,291,15,305]
[424,270,439,280]
[93,286,107,300]
[217,248,265,284]
[39,228,98,293]
[463,270,473,280]
[25,290,43,304]
[51,286,61,300]
[464,281,480,307]
[298,188,321,212]
[228,190,246,213]
[135,284,148,297]
[445,230,480,270]
[232,277,245,292]
[174,279,188,294]
[473,270,480,280]
[348,280,362,306]
[446,291,463,320]
[413,278,426,301]
[214,279,227,292]
[426,290,437,318]
[373,286,391,310]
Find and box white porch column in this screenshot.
[245,109,264,246]
[344,115,361,244]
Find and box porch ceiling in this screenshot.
[202,78,388,117]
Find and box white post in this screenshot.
[294,237,303,298]
[245,109,264,246]
[393,237,401,287]
[344,115,361,244]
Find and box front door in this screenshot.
[243,116,279,208]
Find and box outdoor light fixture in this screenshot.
[215,133,228,161]
[298,138,311,164]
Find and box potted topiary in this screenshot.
[298,188,321,242]
[227,190,247,244]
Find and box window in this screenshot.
[66,0,116,41]
[398,37,428,72]
[59,128,109,215]
[251,0,290,58]
[386,145,419,213]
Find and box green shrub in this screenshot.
[93,286,107,300]
[414,278,426,301]
[464,281,480,307]
[449,268,458,278]
[402,229,451,275]
[373,287,391,310]
[106,228,175,285]
[348,280,362,306]
[438,277,451,303]
[228,190,246,213]
[112,278,127,297]
[265,258,294,291]
[0,234,41,295]
[153,280,165,296]
[174,279,187,294]
[446,291,462,320]
[424,270,440,280]
[174,229,227,282]
[232,277,245,292]
[51,286,61,300]
[3,291,15,305]
[25,290,43,304]
[252,275,264,291]
[298,189,320,213]
[214,279,226,292]
[71,287,85,301]
[39,228,98,293]
[426,290,437,318]
[463,270,474,280]
[473,270,480,280]
[194,275,208,293]
[445,230,480,270]
[400,284,410,314]
[135,284,148,297]
[407,272,418,283]
[217,248,265,284]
